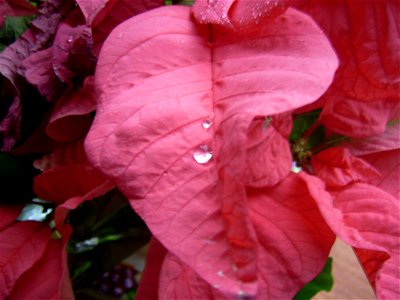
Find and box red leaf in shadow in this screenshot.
[34,164,110,205]
[0,205,23,231]
[47,77,97,142]
[0,221,51,299]
[9,225,74,300]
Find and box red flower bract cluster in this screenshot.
[0,0,399,299]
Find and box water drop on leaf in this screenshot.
[193,144,213,164]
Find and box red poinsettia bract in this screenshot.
[85,2,339,298]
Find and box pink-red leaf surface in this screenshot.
[311,147,381,187]
[76,0,164,54]
[85,5,337,297]
[343,123,400,156]
[303,174,400,299]
[192,0,289,32]
[0,221,51,299]
[361,149,400,199]
[296,0,400,137]
[139,174,335,299]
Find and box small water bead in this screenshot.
[217,270,225,277]
[202,115,214,129]
[193,144,213,164]
[291,161,302,173]
[238,290,246,298]
[67,36,73,43]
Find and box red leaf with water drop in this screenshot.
[296,0,400,137]
[0,221,51,299]
[192,0,289,32]
[76,0,164,55]
[85,5,337,297]
[304,173,400,299]
[141,174,335,299]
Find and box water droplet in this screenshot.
[232,264,238,272]
[202,115,214,129]
[238,290,245,298]
[67,36,73,43]
[118,33,123,38]
[217,270,225,277]
[291,161,302,173]
[179,40,184,44]
[163,171,168,176]
[193,145,213,164]
[213,284,219,289]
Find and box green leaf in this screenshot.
[293,257,334,300]
[290,110,321,142]
[0,15,34,51]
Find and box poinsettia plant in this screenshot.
[0,0,399,299]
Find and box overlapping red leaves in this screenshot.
[0,0,399,299]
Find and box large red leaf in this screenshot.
[0,221,51,299]
[244,114,292,187]
[141,174,335,299]
[296,0,400,137]
[361,149,400,199]
[135,238,168,300]
[76,0,164,54]
[0,205,22,231]
[47,77,97,142]
[85,5,337,296]
[33,139,90,171]
[303,173,400,299]
[343,124,400,156]
[247,174,335,299]
[311,147,381,187]
[34,164,110,204]
[341,124,399,198]
[9,225,74,300]
[192,0,289,32]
